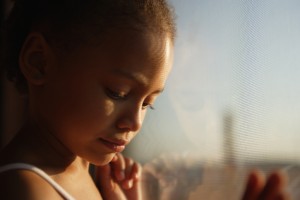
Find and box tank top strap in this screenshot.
[0,163,75,200]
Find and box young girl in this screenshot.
[0,0,290,199]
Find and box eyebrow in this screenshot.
[112,69,165,94]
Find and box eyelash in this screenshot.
[142,103,155,110]
[106,89,127,100]
[106,89,155,110]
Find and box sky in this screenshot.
[128,0,300,165]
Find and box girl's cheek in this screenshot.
[140,111,147,125]
[103,100,115,116]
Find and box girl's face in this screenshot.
[37,30,173,165]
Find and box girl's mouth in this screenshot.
[99,138,127,152]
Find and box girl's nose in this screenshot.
[116,106,143,132]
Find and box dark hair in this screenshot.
[1,0,176,93]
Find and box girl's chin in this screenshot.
[89,153,116,166]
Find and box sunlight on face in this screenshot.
[103,100,114,116]
[36,29,174,165]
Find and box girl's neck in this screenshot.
[1,121,90,175]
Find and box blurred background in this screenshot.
[1,0,300,199]
[125,0,300,199]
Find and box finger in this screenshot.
[95,164,113,192]
[96,164,127,200]
[122,163,143,200]
[111,153,126,181]
[123,158,142,181]
[258,171,288,200]
[132,162,142,181]
[124,157,134,179]
[122,158,137,190]
[242,170,266,200]
[129,162,142,183]
[274,191,292,200]
[111,154,118,162]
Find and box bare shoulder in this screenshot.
[0,169,63,200]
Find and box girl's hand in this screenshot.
[242,170,291,200]
[95,153,142,200]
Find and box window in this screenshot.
[125,1,300,199]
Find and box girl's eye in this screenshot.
[106,89,127,100]
[142,103,155,110]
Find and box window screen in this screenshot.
[125,0,300,199]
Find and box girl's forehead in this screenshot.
[100,29,171,49]
[57,29,172,59]
[59,29,173,67]
[58,29,173,74]
[102,30,172,61]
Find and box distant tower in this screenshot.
[223,110,235,165]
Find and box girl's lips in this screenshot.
[99,138,126,153]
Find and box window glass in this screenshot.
[125,1,300,199]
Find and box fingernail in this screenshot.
[117,171,125,181]
[127,180,133,189]
[112,156,118,162]
[134,173,139,180]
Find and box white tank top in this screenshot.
[0,163,75,200]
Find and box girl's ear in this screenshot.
[19,32,53,86]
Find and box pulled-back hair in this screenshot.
[1,0,176,93]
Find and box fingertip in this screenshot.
[134,171,140,181]
[272,170,288,187]
[131,162,141,180]
[265,170,288,192]
[122,179,134,190]
[242,169,266,200]
[110,153,126,181]
[116,170,125,181]
[131,170,140,182]
[111,154,118,162]
[249,169,266,188]
[125,157,134,166]
[124,157,134,178]
[136,162,142,173]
